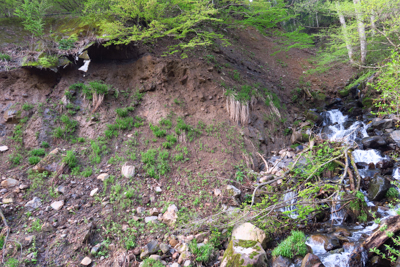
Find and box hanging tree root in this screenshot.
[349,151,362,192]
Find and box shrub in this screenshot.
[41,141,49,148]
[5,258,19,267]
[150,124,166,138]
[9,153,22,166]
[166,134,177,144]
[28,156,41,165]
[272,231,307,259]
[386,187,399,198]
[0,53,11,61]
[82,166,93,177]
[189,239,214,263]
[89,80,110,95]
[141,258,164,267]
[30,148,45,156]
[116,108,129,117]
[115,117,133,130]
[159,118,172,129]
[22,103,34,110]
[58,37,77,50]
[63,150,78,169]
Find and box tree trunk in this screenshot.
[353,0,367,64]
[336,2,354,64]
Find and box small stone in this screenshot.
[214,189,222,196]
[171,263,181,267]
[150,208,159,216]
[81,256,92,266]
[19,184,29,190]
[226,185,241,197]
[162,204,178,225]
[195,233,207,243]
[133,216,141,221]
[155,186,162,194]
[0,146,9,152]
[3,198,13,204]
[145,216,158,223]
[1,178,19,188]
[51,200,64,211]
[90,188,99,197]
[91,243,102,255]
[137,207,146,214]
[169,239,179,247]
[184,260,192,267]
[121,163,135,178]
[149,255,161,261]
[57,185,65,194]
[97,173,109,181]
[25,197,42,210]
[160,243,169,254]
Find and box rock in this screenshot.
[307,234,340,251]
[68,223,94,251]
[176,243,189,253]
[137,207,146,214]
[214,188,222,196]
[51,200,64,211]
[370,255,391,267]
[25,197,42,210]
[160,243,169,254]
[232,223,267,247]
[371,119,393,130]
[221,239,268,267]
[3,198,13,204]
[149,255,161,261]
[162,204,178,225]
[155,186,162,194]
[226,185,241,197]
[81,257,92,266]
[42,222,53,232]
[145,216,158,223]
[301,253,324,267]
[121,163,135,178]
[183,260,192,267]
[195,232,208,243]
[0,146,9,152]
[1,178,18,188]
[348,245,364,267]
[140,240,159,259]
[171,263,181,267]
[150,207,159,216]
[390,130,400,145]
[272,255,292,267]
[169,239,179,247]
[362,136,387,149]
[97,173,109,181]
[56,185,65,194]
[178,250,192,264]
[305,110,323,125]
[91,243,102,255]
[32,148,63,173]
[90,188,99,197]
[368,174,390,201]
[19,184,29,190]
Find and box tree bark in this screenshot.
[336,2,354,64]
[353,0,367,64]
[363,215,400,251]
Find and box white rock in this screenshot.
[162,204,178,225]
[214,188,222,196]
[97,173,109,181]
[170,263,181,267]
[155,186,162,193]
[51,200,64,211]
[0,146,8,152]
[121,163,135,178]
[226,185,241,197]
[145,216,159,223]
[81,256,92,266]
[231,222,267,246]
[90,188,99,197]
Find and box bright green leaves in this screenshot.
[14,0,51,37]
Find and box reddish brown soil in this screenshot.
[0,27,355,266]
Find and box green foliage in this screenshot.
[14,0,50,37]
[150,124,166,138]
[58,36,77,50]
[0,53,11,61]
[22,103,34,110]
[53,115,78,140]
[116,108,129,117]
[141,148,170,179]
[5,258,19,267]
[25,55,59,68]
[30,148,45,156]
[386,187,399,198]
[9,153,22,166]
[41,141,49,148]
[272,231,307,259]
[28,218,42,232]
[63,150,78,169]
[141,258,164,267]
[89,80,110,95]
[189,239,214,263]
[82,166,93,177]
[28,156,41,165]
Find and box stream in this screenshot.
[288,108,398,267]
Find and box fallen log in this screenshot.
[363,215,400,250]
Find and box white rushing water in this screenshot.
[280,191,298,219]
[352,149,387,164]
[321,109,368,143]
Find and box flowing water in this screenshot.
[303,109,397,266]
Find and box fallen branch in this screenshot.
[363,215,400,251]
[349,151,361,192]
[0,208,10,264]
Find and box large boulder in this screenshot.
[301,253,324,267]
[390,130,400,145]
[220,239,268,267]
[368,174,390,201]
[305,110,323,125]
[162,204,178,225]
[307,234,340,251]
[232,223,267,248]
[361,136,387,150]
[371,119,393,130]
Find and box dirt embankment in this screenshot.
[0,27,355,266]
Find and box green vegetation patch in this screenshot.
[272,231,307,259]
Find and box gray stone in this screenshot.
[272,255,292,267]
[81,256,92,266]
[170,263,181,267]
[140,240,159,259]
[305,110,323,125]
[226,185,241,197]
[301,253,324,267]
[368,174,390,201]
[390,130,400,145]
[220,239,268,267]
[56,185,65,194]
[97,173,109,181]
[149,255,161,261]
[308,234,340,251]
[1,178,18,188]
[162,204,178,225]
[137,207,146,214]
[25,197,42,210]
[145,216,158,223]
[160,243,169,254]
[371,119,393,130]
[155,186,162,194]
[361,136,387,149]
[183,260,192,267]
[91,243,102,255]
[121,164,135,178]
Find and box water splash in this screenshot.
[330,195,346,225]
[280,191,298,219]
[352,149,387,164]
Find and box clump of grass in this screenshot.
[30,148,46,157]
[28,156,41,165]
[22,103,34,111]
[0,53,11,61]
[41,141,50,148]
[386,187,399,198]
[189,238,214,263]
[272,231,307,259]
[63,150,78,169]
[150,124,166,138]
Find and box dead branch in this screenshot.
[0,208,10,264]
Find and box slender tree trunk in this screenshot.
[353,0,367,64]
[336,2,354,64]
[316,12,319,28]
[370,11,376,36]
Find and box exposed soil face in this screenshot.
[0,27,355,266]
